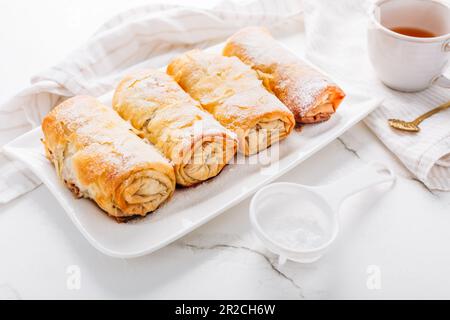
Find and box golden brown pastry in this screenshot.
[223,26,346,124]
[42,96,176,222]
[113,69,238,187]
[167,50,295,155]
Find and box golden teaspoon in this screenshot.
[388,101,450,132]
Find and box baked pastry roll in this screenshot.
[223,27,346,124]
[167,50,295,155]
[113,69,238,187]
[42,96,176,222]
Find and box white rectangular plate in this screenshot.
[3,43,381,258]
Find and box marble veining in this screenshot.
[181,242,305,298]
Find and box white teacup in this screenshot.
[368,0,450,92]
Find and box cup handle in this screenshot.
[433,40,450,88]
[444,39,450,53]
[433,75,450,88]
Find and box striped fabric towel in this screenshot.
[304,0,450,191]
[0,0,303,203]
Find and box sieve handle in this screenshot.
[313,162,396,212]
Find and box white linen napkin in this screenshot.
[0,0,303,203]
[303,0,450,191]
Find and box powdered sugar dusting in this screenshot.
[50,96,171,175]
[273,65,331,116]
[167,49,294,144]
[113,69,239,185]
[224,27,343,119]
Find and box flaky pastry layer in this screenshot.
[167,50,295,155]
[42,96,176,222]
[223,27,346,124]
[113,69,238,186]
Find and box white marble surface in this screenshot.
[1,0,450,300]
